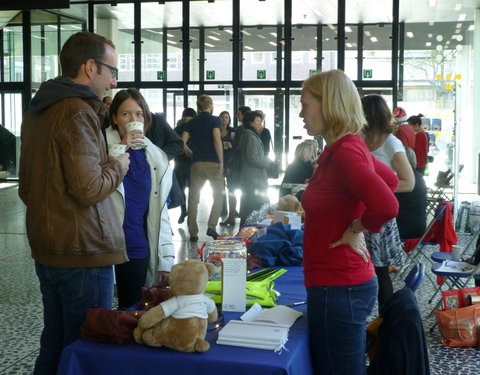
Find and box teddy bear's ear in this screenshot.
[204,262,216,278]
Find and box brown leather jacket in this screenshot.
[19,89,127,268]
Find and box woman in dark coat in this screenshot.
[279,139,318,197]
[239,110,270,225]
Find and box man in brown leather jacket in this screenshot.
[18,32,130,375]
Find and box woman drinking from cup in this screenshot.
[299,70,399,375]
[107,88,174,309]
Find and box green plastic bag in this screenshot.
[204,268,287,307]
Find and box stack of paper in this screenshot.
[217,304,303,351]
[217,320,289,350]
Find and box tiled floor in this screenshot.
[1,183,479,374]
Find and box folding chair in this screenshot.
[425,165,463,218]
[425,170,454,218]
[399,202,457,287]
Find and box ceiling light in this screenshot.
[428,21,434,26]
[241,30,252,36]
[205,43,215,47]
[428,33,433,38]
[364,30,371,37]
[208,36,220,41]
[211,31,221,36]
[370,37,378,42]
[468,25,475,31]
[70,25,81,30]
[167,33,174,37]
[245,46,253,50]
[258,35,266,39]
[455,28,461,34]
[346,42,352,47]
[167,40,177,45]
[406,32,414,38]
[269,41,277,46]
[224,29,233,34]
[345,26,353,32]
[47,25,58,30]
[458,13,466,21]
[270,32,277,37]
[313,9,323,17]
[454,3,461,11]
[428,0,436,7]
[456,23,462,28]
[327,24,336,31]
[425,42,432,46]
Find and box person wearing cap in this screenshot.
[393,107,416,151]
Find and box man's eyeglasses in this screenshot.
[95,60,119,80]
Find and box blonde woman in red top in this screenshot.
[299,69,399,375]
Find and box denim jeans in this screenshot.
[307,277,378,375]
[34,262,114,375]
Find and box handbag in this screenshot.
[267,159,280,179]
[434,304,480,347]
[81,308,146,345]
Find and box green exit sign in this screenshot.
[363,69,373,79]
[257,70,266,79]
[157,71,166,81]
[206,70,215,80]
[309,69,320,76]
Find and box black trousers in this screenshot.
[115,256,149,309]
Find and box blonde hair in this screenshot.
[295,139,318,162]
[302,69,366,139]
[197,94,212,111]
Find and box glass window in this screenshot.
[291,26,317,81]
[204,28,233,81]
[242,26,281,81]
[344,25,359,80]
[3,25,23,82]
[94,3,134,83]
[140,2,182,82]
[362,24,392,81]
[166,29,183,82]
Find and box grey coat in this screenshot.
[240,128,269,186]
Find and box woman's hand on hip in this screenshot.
[330,229,370,264]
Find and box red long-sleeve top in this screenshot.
[395,124,416,149]
[301,135,399,287]
[414,131,429,168]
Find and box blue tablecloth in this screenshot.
[57,267,312,375]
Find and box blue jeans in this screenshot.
[34,262,114,375]
[307,277,378,375]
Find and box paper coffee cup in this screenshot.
[125,121,144,149]
[451,245,463,261]
[126,121,144,133]
[108,143,127,156]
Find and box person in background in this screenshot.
[362,94,414,307]
[182,95,224,241]
[18,32,129,374]
[239,110,270,225]
[395,147,427,239]
[219,110,238,226]
[393,106,415,151]
[299,70,399,375]
[279,139,317,198]
[107,88,174,309]
[102,95,112,111]
[409,115,429,175]
[174,107,197,224]
[257,110,272,155]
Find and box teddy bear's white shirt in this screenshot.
[160,294,216,319]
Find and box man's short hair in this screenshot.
[197,94,212,111]
[238,106,251,116]
[60,32,115,79]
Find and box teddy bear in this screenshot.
[133,259,218,352]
